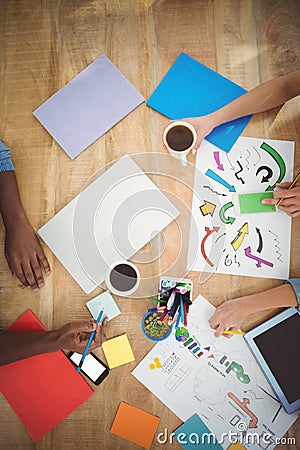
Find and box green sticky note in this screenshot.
[238,192,276,214]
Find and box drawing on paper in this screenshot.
[187,137,294,279]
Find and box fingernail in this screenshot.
[91,323,96,331]
[46,270,51,276]
[261,200,266,204]
[33,287,39,293]
[39,281,45,287]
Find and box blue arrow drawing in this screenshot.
[205,169,236,192]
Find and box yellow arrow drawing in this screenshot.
[231,222,249,251]
[200,201,216,216]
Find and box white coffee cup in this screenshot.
[105,260,140,296]
[163,120,197,166]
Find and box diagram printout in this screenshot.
[132,296,297,450]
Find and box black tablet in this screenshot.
[244,307,300,413]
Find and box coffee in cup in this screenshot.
[163,121,197,166]
[105,260,140,296]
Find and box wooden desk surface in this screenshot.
[0,1,299,448]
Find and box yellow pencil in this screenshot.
[277,171,300,206]
[223,330,245,335]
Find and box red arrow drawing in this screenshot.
[201,226,220,267]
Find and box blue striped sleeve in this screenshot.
[287,278,300,311]
[0,140,15,172]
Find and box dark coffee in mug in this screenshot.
[109,263,138,292]
[166,125,194,151]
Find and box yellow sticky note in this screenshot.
[102,334,135,369]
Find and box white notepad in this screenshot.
[38,156,180,293]
[86,291,121,321]
[33,54,144,159]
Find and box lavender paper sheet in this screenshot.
[33,54,144,159]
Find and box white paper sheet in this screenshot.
[33,54,144,159]
[132,296,297,450]
[38,155,179,293]
[187,137,294,279]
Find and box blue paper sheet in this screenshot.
[174,414,223,449]
[147,52,252,153]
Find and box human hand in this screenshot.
[208,298,251,338]
[262,181,300,217]
[55,318,108,353]
[162,114,217,155]
[4,218,51,291]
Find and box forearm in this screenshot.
[240,284,297,317]
[0,171,28,229]
[0,330,60,366]
[209,71,300,128]
[209,283,298,336]
[0,320,107,366]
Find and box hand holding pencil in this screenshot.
[54,317,107,355]
[76,310,107,372]
[208,297,250,338]
[262,172,300,218]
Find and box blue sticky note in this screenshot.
[174,414,223,449]
[147,52,252,153]
[86,291,121,321]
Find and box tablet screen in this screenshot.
[253,312,300,404]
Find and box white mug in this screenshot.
[105,260,140,296]
[163,120,197,167]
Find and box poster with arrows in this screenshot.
[187,137,294,279]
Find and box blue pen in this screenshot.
[77,309,104,373]
[180,295,184,323]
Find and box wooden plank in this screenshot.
[0,1,57,448]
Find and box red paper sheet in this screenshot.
[0,310,93,442]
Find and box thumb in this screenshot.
[261,197,276,205]
[192,138,202,155]
[222,327,240,339]
[214,325,225,338]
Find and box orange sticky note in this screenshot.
[228,443,246,450]
[110,402,160,449]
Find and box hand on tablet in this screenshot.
[55,318,108,353]
[209,298,250,338]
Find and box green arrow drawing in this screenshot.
[260,142,286,191]
[219,201,236,224]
